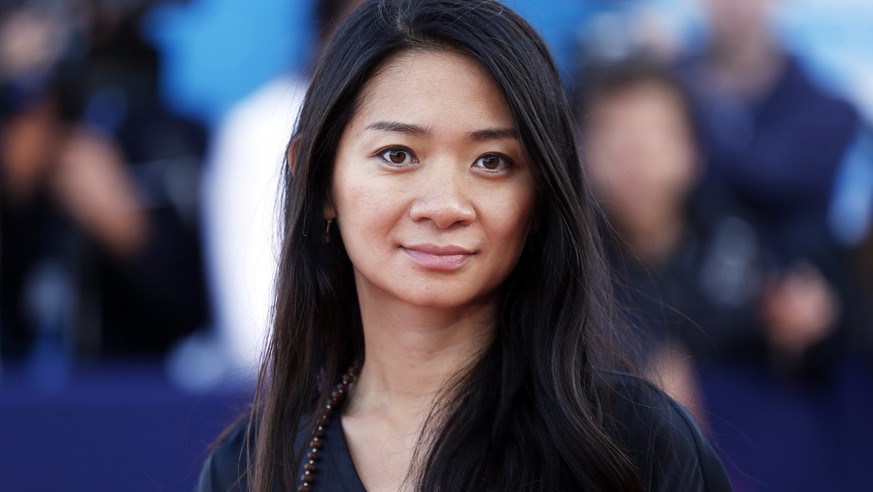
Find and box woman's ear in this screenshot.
[324,197,337,221]
[286,136,301,176]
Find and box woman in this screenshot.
[198,0,732,490]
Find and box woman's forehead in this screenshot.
[349,49,515,134]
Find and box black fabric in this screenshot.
[602,374,733,492]
[196,373,732,491]
[604,207,766,362]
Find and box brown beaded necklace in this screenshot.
[298,361,362,492]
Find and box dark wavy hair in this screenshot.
[250,0,641,489]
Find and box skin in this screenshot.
[52,126,149,257]
[761,263,839,357]
[699,0,784,99]
[327,49,535,491]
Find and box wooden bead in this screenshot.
[298,360,361,490]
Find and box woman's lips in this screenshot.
[402,244,474,271]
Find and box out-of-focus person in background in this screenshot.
[0,0,209,374]
[169,0,362,388]
[574,1,873,490]
[576,57,765,417]
[677,0,861,376]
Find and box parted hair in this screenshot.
[250,0,642,490]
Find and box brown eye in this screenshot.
[388,150,407,163]
[474,154,510,172]
[481,156,500,170]
[379,148,416,166]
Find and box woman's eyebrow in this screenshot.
[469,127,518,141]
[365,121,517,141]
[366,121,430,136]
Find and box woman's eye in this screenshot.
[378,148,416,166]
[474,154,511,172]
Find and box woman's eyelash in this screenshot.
[376,147,417,166]
[374,148,514,172]
[474,153,513,172]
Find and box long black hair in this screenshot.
[251,0,642,489]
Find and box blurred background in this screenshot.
[0,0,871,490]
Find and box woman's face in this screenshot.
[329,49,535,312]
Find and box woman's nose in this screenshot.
[408,162,476,229]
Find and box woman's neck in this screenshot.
[347,295,496,418]
[338,295,496,491]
